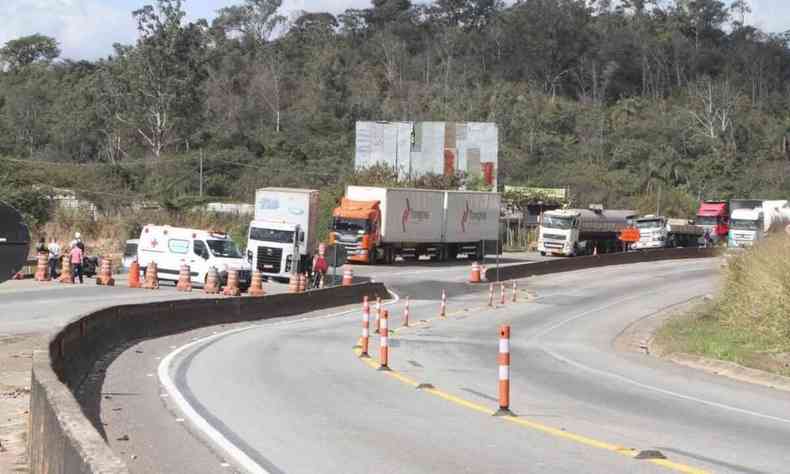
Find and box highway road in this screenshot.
[94,257,790,474]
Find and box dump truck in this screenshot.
[631,215,703,250]
[537,205,636,256]
[330,186,500,264]
[246,188,319,280]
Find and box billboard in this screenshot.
[355,121,498,187]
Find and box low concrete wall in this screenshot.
[29,283,388,474]
[485,248,719,282]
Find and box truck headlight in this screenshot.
[247,250,253,262]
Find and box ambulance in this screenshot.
[137,225,251,289]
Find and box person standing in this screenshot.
[70,242,84,284]
[312,244,328,288]
[48,237,61,279]
[74,232,85,252]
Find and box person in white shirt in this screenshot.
[48,237,61,278]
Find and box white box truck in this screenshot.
[246,188,319,280]
[728,200,790,248]
[330,186,500,263]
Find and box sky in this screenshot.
[0,0,788,60]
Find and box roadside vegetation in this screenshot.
[656,236,790,376]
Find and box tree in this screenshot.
[0,35,60,71]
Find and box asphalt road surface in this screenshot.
[95,256,790,474]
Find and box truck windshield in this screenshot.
[333,218,369,233]
[249,227,294,244]
[695,216,718,226]
[542,215,574,229]
[730,219,760,231]
[207,239,242,258]
[635,219,662,229]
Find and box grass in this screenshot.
[655,236,790,377]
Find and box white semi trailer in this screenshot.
[728,200,790,248]
[537,206,636,256]
[330,186,501,264]
[246,188,319,280]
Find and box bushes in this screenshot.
[716,236,790,352]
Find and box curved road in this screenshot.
[135,258,790,474]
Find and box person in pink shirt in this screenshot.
[69,242,84,284]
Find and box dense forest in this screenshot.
[3,0,790,227]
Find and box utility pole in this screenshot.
[199,150,204,198]
[656,185,661,216]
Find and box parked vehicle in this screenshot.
[137,225,251,289]
[246,188,319,281]
[695,201,728,244]
[330,186,501,264]
[631,215,703,250]
[728,200,790,248]
[537,205,636,256]
[122,239,139,271]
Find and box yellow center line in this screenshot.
[351,344,710,474]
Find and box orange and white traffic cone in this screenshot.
[402,296,410,327]
[34,253,48,281]
[97,257,115,286]
[248,270,265,297]
[360,296,370,358]
[512,281,517,303]
[593,246,598,256]
[440,289,447,318]
[222,269,241,297]
[469,261,481,283]
[494,325,513,416]
[288,273,299,293]
[204,267,220,294]
[59,256,73,284]
[128,260,141,288]
[500,282,506,305]
[342,265,353,286]
[378,309,390,371]
[176,264,192,292]
[142,262,159,289]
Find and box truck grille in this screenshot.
[543,234,565,241]
[544,241,564,249]
[257,246,282,273]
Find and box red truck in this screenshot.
[695,201,729,244]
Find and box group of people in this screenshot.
[35,232,86,284]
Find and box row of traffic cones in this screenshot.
[127,260,267,297]
[35,254,116,285]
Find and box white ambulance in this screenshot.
[136,225,252,289]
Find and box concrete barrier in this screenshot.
[29,282,388,474]
[485,248,719,282]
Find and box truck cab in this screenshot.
[728,208,764,248]
[537,210,581,256]
[247,221,307,279]
[632,215,667,250]
[695,201,728,244]
[330,199,380,264]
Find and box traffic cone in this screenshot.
[142,262,159,289]
[59,256,73,284]
[96,257,115,286]
[248,270,265,297]
[469,261,481,283]
[176,263,192,292]
[440,289,447,318]
[288,273,299,293]
[222,269,240,297]
[128,260,142,288]
[34,253,49,281]
[204,267,220,294]
[593,246,598,256]
[403,296,410,327]
[341,265,353,286]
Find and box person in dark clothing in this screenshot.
[36,237,47,254]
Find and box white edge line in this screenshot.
[531,284,790,425]
[157,288,401,474]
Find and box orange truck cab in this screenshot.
[330,198,380,263]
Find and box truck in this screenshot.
[537,205,636,257]
[695,201,729,244]
[330,186,500,264]
[246,188,319,280]
[631,215,703,250]
[728,200,790,248]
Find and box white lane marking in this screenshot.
[157,289,401,474]
[530,284,790,426]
